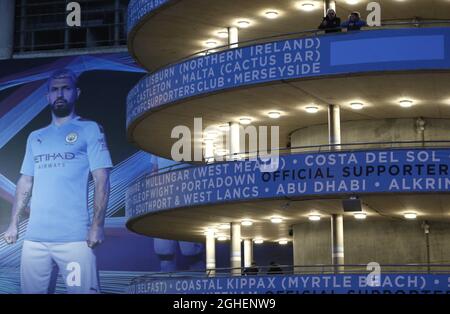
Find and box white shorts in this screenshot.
[20,240,99,294]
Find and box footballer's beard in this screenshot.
[51,99,74,118]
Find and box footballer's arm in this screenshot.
[3,175,33,244]
[86,168,110,248]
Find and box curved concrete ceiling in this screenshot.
[129,71,450,161]
[127,193,450,242]
[129,0,450,71]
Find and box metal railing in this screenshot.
[128,263,450,285]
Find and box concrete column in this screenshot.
[206,229,216,276]
[243,239,253,268]
[0,0,15,59]
[331,214,344,273]
[230,222,242,275]
[229,122,241,160]
[228,27,238,49]
[323,0,337,15]
[328,104,341,151]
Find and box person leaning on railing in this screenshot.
[341,12,367,31]
[318,8,342,33]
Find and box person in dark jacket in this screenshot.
[318,8,341,33]
[243,262,259,276]
[341,12,367,31]
[267,261,284,275]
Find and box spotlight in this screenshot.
[204,40,218,48]
[350,102,364,110]
[237,20,251,28]
[404,212,417,219]
[308,214,321,221]
[241,219,253,226]
[254,238,264,244]
[354,212,367,220]
[305,106,319,113]
[399,100,413,108]
[268,111,281,119]
[278,239,289,245]
[270,216,283,224]
[298,2,316,11]
[239,117,252,125]
[264,11,279,19]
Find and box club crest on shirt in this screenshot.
[65,132,78,144]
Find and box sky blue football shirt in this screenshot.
[20,116,113,242]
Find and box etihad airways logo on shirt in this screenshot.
[34,152,75,163]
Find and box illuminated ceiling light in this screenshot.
[298,2,316,12]
[239,117,252,125]
[308,214,321,221]
[278,239,289,245]
[217,235,228,241]
[204,40,218,48]
[350,102,364,110]
[270,216,283,224]
[305,106,319,114]
[217,30,229,38]
[346,0,359,4]
[399,100,414,108]
[241,219,253,226]
[354,212,367,220]
[264,10,279,19]
[267,111,281,119]
[219,223,230,229]
[404,212,417,220]
[254,238,264,244]
[237,20,251,28]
